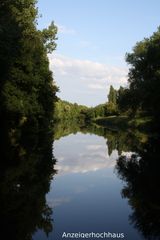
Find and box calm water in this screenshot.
[1,123,160,240]
[33,129,149,240]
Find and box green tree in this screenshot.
[108,85,117,105]
[122,27,160,120]
[0,0,58,128]
[106,85,119,115]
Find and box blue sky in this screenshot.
[38,0,160,106]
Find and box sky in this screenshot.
[37,0,160,106]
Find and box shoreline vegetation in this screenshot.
[54,26,160,135]
[94,115,153,132]
[55,26,160,134]
[54,97,156,134]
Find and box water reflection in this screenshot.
[47,132,137,240]
[1,118,160,240]
[116,137,160,239]
[54,120,148,156]
[0,121,56,240]
[53,121,160,239]
[54,133,118,175]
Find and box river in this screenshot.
[1,122,159,240]
[33,124,160,240]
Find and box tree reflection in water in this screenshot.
[3,117,158,240]
[0,120,57,240]
[116,137,160,239]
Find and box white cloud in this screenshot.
[88,83,104,90]
[49,53,128,106]
[86,144,104,150]
[56,24,76,35]
[50,54,127,87]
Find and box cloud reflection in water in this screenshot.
[54,133,118,175]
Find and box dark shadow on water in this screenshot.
[116,136,160,239]
[0,120,57,240]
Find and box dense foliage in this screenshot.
[54,99,88,123]
[118,27,160,122]
[54,85,123,124]
[0,0,57,129]
[84,85,123,120]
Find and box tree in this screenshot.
[108,85,117,105]
[123,27,160,119]
[104,86,119,116]
[117,87,138,116]
[0,0,58,128]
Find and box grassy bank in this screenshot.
[94,115,153,132]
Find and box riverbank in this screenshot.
[94,115,153,132]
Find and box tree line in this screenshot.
[56,27,160,129]
[54,86,124,123]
